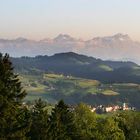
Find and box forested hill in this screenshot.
[12,52,140,83]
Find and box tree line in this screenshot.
[0,54,140,140]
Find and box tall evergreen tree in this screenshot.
[47,100,78,140]
[0,53,30,139]
[29,98,48,140]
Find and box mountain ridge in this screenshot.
[1,33,140,64]
[12,52,140,84]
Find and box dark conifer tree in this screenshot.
[29,98,48,140]
[0,53,30,139]
[47,100,78,140]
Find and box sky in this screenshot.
[0,0,140,40]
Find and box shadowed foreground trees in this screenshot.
[0,53,30,139]
[28,98,48,140]
[74,103,97,139]
[0,53,140,140]
[47,100,78,140]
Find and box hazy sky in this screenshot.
[0,0,140,40]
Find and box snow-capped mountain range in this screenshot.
[0,33,140,64]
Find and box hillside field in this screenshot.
[19,73,140,109]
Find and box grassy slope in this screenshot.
[20,73,140,109]
[20,73,117,100]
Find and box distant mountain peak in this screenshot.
[91,33,130,42]
[113,33,130,40]
[54,34,75,42]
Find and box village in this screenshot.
[89,103,136,113]
[22,101,136,114]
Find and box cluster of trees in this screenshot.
[0,54,140,140]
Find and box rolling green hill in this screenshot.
[12,52,140,83]
[20,73,102,101]
[20,73,140,109]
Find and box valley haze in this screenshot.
[0,33,140,65]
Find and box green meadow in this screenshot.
[20,73,140,108]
